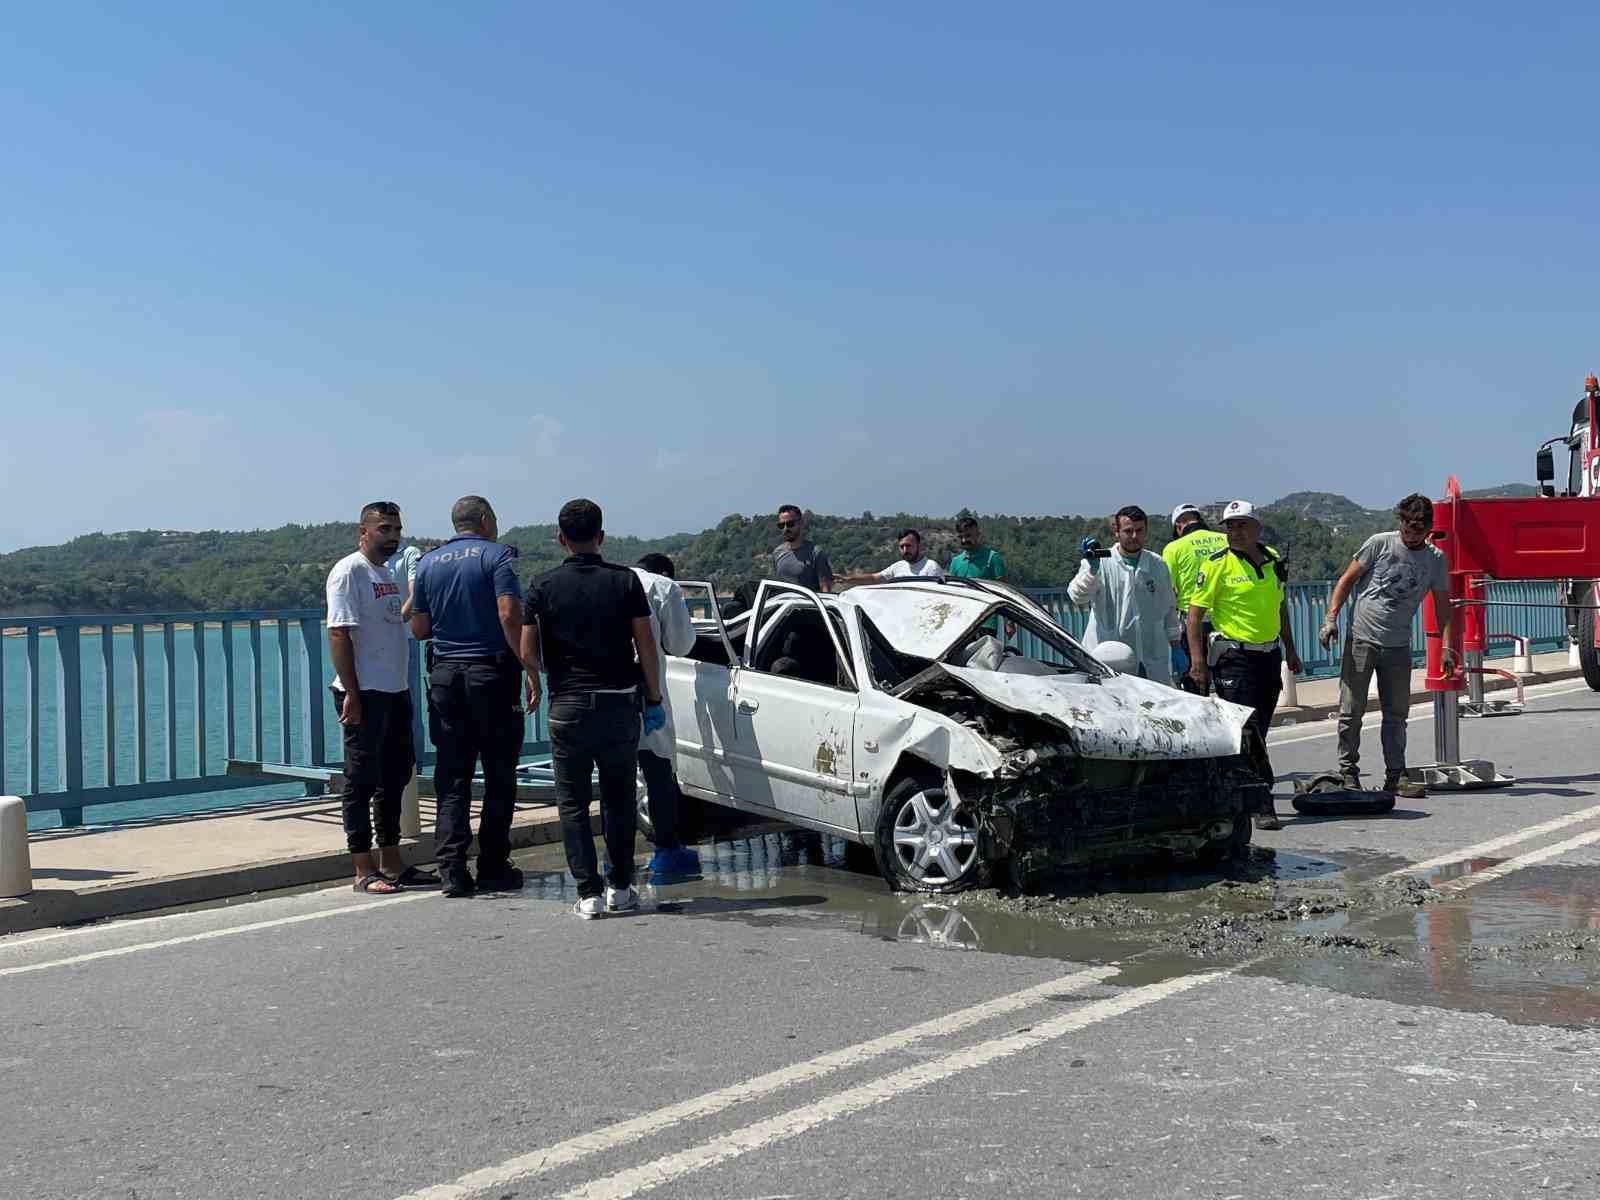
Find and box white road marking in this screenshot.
[390,964,1118,1200]
[1435,825,1600,893]
[0,891,432,977]
[1269,680,1593,746]
[1383,802,1600,878]
[549,970,1233,1200]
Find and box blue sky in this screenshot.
[4,2,1598,551]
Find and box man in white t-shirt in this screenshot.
[633,553,701,878]
[841,529,945,585]
[327,501,416,895]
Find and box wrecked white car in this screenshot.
[647,577,1269,893]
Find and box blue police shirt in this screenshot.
[411,535,523,660]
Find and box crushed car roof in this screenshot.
[836,579,1015,661]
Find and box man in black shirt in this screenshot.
[521,498,664,918]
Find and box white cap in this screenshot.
[1221,499,1261,525]
[1170,503,1202,527]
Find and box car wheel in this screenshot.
[1580,606,1600,692]
[874,775,984,894]
[1197,813,1253,866]
[635,774,705,844]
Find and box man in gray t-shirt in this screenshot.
[772,503,833,592]
[1319,494,1454,796]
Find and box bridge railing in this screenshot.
[1023,580,1568,674]
[1,611,548,828]
[2,582,1572,825]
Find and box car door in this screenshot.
[729,582,860,834]
[670,582,741,801]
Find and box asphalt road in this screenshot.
[4,678,1600,1199]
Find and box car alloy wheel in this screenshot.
[889,783,979,889]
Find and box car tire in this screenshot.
[874,774,985,894]
[1197,813,1253,866]
[1290,790,1397,816]
[1579,605,1600,693]
[635,775,706,844]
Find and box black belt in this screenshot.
[435,654,515,667]
[550,690,639,708]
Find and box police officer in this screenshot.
[1185,499,1302,830]
[1163,503,1228,690]
[520,498,664,919]
[409,495,527,897]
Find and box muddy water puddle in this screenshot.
[507,821,1600,1028]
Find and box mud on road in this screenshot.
[515,821,1600,1031]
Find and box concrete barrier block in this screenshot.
[0,797,32,899]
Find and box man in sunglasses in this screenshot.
[1318,493,1453,798]
[772,504,833,592]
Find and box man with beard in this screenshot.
[327,501,414,895]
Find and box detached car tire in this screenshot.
[874,775,985,894]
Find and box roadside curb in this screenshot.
[0,807,595,939]
[1272,664,1584,728]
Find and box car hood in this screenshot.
[915,664,1254,761]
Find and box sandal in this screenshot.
[392,865,440,888]
[353,872,402,894]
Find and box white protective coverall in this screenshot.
[633,568,697,759]
[1066,548,1181,685]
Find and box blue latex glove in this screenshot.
[1171,642,1189,676]
[642,703,666,736]
[1079,536,1101,572]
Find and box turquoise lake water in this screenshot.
[3,624,342,831]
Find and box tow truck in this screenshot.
[1535,374,1600,690]
[1419,374,1600,788]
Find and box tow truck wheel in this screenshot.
[875,775,985,894]
[1579,608,1600,692]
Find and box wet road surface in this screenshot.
[2,678,1598,1198]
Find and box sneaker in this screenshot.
[605,884,640,913]
[1385,772,1427,799]
[1253,811,1283,831]
[441,867,476,898]
[476,863,525,892]
[1338,769,1362,791]
[574,895,605,920]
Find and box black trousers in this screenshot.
[1211,645,1282,802]
[549,692,641,898]
[429,657,523,869]
[334,687,415,855]
[637,748,683,850]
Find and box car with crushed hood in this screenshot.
[647,576,1270,892]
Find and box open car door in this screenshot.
[729,582,861,833]
[668,581,741,800]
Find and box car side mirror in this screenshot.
[1536,446,1555,486]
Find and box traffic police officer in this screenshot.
[409,495,528,897]
[1163,503,1228,688]
[1185,499,1302,830]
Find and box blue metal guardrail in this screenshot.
[1022,580,1568,674]
[0,582,1570,824]
[0,611,549,827]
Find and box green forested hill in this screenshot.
[0,494,1408,615]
